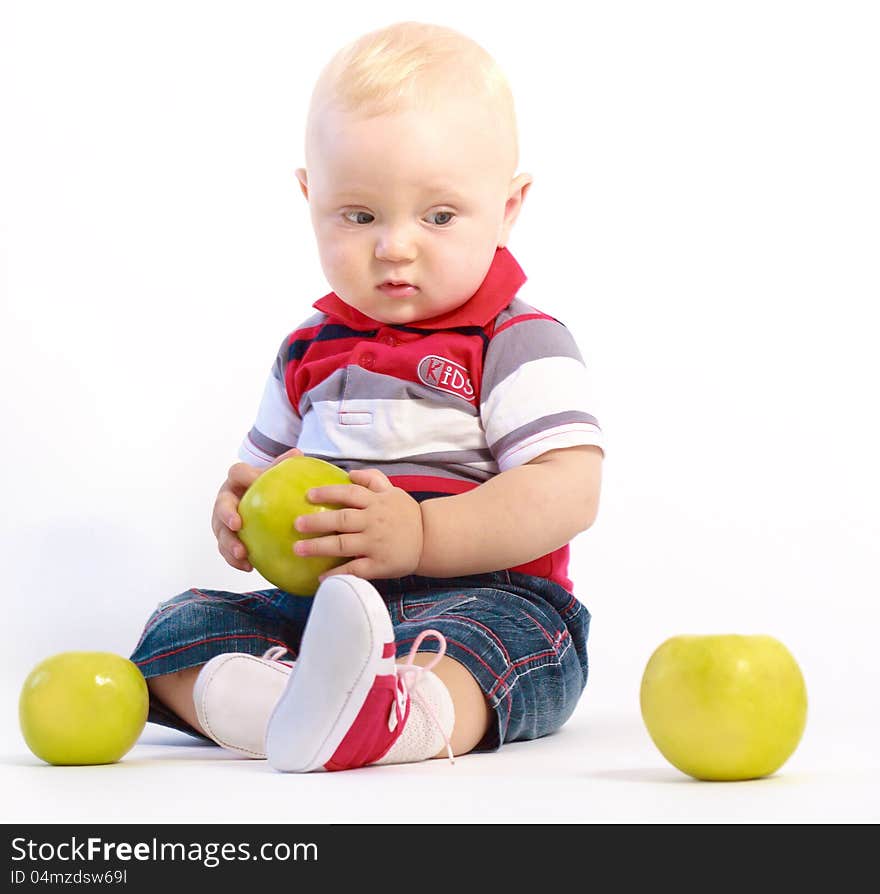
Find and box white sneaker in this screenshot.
[193,646,294,758]
[265,575,454,773]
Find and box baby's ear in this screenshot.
[509,172,533,205]
[499,173,533,245]
[294,168,309,200]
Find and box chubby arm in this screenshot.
[414,444,603,578]
[294,445,602,584]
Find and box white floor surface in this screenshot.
[2,688,876,825]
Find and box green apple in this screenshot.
[238,455,352,596]
[640,634,807,781]
[19,651,149,766]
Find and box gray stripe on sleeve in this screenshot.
[246,427,296,459]
[488,411,601,460]
[483,316,586,402]
[273,335,290,382]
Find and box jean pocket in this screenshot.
[401,593,478,622]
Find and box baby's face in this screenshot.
[297,97,530,325]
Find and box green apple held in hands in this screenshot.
[238,455,353,596]
[19,651,149,766]
[640,634,807,781]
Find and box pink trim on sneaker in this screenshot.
[324,667,409,770]
[325,629,454,771]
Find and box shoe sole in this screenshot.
[265,576,393,772]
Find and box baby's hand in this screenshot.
[291,468,424,582]
[211,447,304,571]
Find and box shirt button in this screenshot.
[380,335,397,346]
[360,353,375,368]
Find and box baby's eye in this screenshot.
[426,210,455,226]
[343,210,375,225]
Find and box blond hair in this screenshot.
[305,21,518,169]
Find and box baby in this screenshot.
[131,21,604,770]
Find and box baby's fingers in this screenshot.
[218,528,253,572]
[212,491,243,540]
[227,462,262,495]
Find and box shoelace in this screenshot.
[262,645,294,663]
[392,629,455,765]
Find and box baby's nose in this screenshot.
[375,227,417,262]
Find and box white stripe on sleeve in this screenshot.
[481,355,595,433]
[237,371,301,467]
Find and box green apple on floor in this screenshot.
[19,651,149,765]
[238,455,353,596]
[640,634,807,781]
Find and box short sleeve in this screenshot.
[481,314,604,472]
[238,335,302,468]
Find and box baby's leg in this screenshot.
[147,667,206,735]
[400,652,490,757]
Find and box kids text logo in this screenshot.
[417,355,475,401]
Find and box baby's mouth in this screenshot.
[378,282,419,297]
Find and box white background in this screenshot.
[2,0,878,822]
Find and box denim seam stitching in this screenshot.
[134,632,290,668]
[488,638,574,700]
[138,589,275,644]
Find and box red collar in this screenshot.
[311,247,527,330]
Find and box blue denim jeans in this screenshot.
[129,570,591,752]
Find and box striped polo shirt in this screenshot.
[239,247,603,593]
